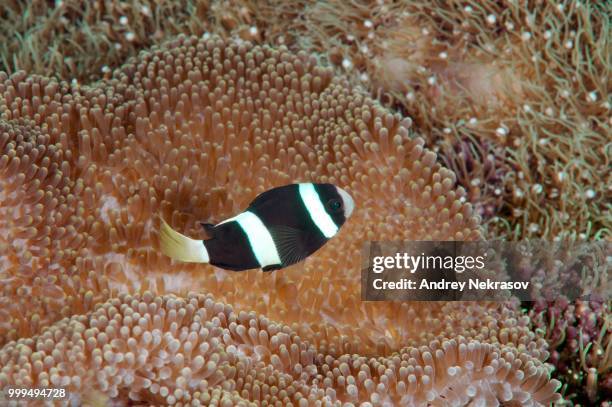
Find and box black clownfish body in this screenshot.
[160,183,355,271]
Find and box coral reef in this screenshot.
[503,240,611,403]
[252,1,612,401]
[531,298,610,402]
[0,0,259,83]
[1,0,608,404]
[262,0,611,242]
[0,292,561,405]
[2,0,608,241]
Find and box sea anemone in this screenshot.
[1,34,484,350]
[0,292,561,405]
[0,35,562,404]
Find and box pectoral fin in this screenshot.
[268,225,312,267]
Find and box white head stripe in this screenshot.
[232,211,282,268]
[298,183,339,238]
[337,187,354,219]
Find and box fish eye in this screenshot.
[328,199,343,212]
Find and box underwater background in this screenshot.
[0,0,609,405]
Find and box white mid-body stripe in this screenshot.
[298,183,338,238]
[219,210,282,268]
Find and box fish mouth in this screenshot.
[336,187,355,218]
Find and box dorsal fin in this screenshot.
[247,184,297,210]
[200,222,216,238]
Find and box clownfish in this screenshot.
[159,183,355,271]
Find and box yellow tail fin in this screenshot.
[159,217,210,263]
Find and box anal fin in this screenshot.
[262,264,283,272]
